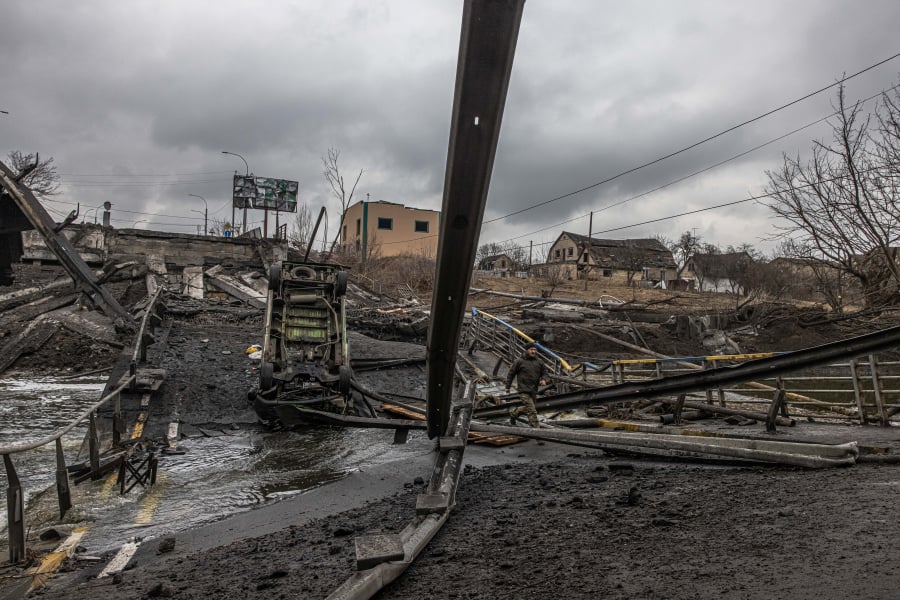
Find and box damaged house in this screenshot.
[544,231,678,288]
[477,253,516,276]
[687,251,754,295]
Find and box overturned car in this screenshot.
[251,260,355,425]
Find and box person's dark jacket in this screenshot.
[505,355,546,395]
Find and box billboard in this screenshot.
[232,175,256,209]
[253,177,298,212]
[232,175,298,212]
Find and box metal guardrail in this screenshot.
[2,288,164,564]
[1,375,135,564]
[466,306,900,425]
[464,308,600,383]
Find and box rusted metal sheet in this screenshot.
[426,0,525,438]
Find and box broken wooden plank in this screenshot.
[0,317,59,375]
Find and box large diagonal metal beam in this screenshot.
[474,324,900,418]
[0,160,132,323]
[426,0,524,438]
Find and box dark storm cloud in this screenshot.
[2,1,899,248]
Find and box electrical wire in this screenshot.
[492,83,900,246]
[483,50,900,224]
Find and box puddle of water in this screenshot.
[0,375,432,553]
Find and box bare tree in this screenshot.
[765,83,900,307]
[7,151,60,198]
[540,262,568,297]
[323,147,363,254]
[475,242,504,267]
[289,203,316,254]
[619,241,645,286]
[663,231,701,279]
[501,241,528,271]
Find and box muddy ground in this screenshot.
[8,263,900,598]
[34,457,900,599]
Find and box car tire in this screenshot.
[260,361,275,392]
[334,271,348,298]
[268,265,281,292]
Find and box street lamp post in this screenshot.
[132,219,147,229]
[222,151,250,235]
[188,193,208,235]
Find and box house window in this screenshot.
[582,254,589,263]
[603,269,612,277]
[356,219,361,236]
[567,247,574,257]
[554,249,561,259]
[377,217,393,230]
[342,224,347,240]
[414,220,429,233]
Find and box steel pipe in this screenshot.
[469,423,858,468]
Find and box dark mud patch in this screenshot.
[39,459,900,599]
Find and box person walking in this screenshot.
[505,343,547,427]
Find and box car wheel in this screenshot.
[268,265,281,292]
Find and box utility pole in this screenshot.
[189,194,208,235]
[529,240,533,267]
[585,211,593,290]
[222,151,250,235]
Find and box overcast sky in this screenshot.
[3,1,899,258]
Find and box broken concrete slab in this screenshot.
[238,272,267,297]
[47,306,125,349]
[0,316,60,375]
[204,265,266,309]
[355,534,405,570]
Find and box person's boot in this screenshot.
[509,409,519,425]
[528,416,539,428]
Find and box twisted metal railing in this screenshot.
[2,287,164,564]
[466,306,900,425]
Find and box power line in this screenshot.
[491,83,899,246]
[484,49,900,224]
[61,179,222,188]
[58,170,232,177]
[498,163,895,253]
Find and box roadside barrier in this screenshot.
[466,306,900,425]
[1,287,164,565]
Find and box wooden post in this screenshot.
[850,358,867,425]
[673,393,687,425]
[767,388,786,433]
[113,391,123,447]
[869,354,888,426]
[704,360,714,404]
[55,438,71,518]
[89,411,100,480]
[4,454,25,564]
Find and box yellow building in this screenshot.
[340,200,440,260]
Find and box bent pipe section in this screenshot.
[474,325,900,419]
[328,384,476,600]
[470,424,858,469]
